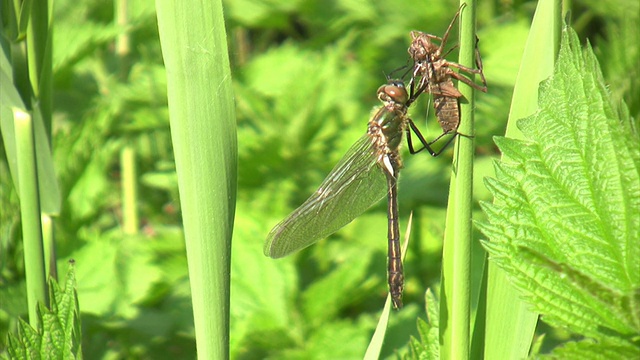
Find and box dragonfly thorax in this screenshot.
[409,31,442,61]
[367,81,409,177]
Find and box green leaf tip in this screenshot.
[479,24,640,350]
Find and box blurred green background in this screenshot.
[1,0,637,358]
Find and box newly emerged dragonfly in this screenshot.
[265,80,432,309]
[407,4,487,154]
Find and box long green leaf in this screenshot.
[155,1,237,358]
[479,0,561,358]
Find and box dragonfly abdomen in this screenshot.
[384,154,403,309]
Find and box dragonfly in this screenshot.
[265,79,433,309]
[406,4,488,154]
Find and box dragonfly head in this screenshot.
[377,81,408,106]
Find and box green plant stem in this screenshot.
[441,1,478,358]
[14,108,48,326]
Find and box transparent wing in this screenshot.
[264,134,388,258]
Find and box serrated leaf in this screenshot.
[402,289,440,360]
[540,337,640,360]
[493,136,536,165]
[7,263,82,359]
[478,25,640,348]
[422,289,440,359]
[491,159,524,185]
[482,175,525,209]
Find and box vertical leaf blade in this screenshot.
[156,1,237,358]
[481,0,562,358]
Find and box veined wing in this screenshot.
[264,134,388,258]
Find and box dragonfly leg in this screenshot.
[406,118,440,156]
[442,63,487,92]
[438,3,466,55]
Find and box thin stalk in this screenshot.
[42,214,57,280]
[115,0,139,235]
[15,109,49,326]
[26,0,53,138]
[115,0,131,77]
[121,146,139,234]
[441,1,479,358]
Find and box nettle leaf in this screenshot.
[478,25,640,351]
[7,262,82,359]
[402,289,440,360]
[539,336,640,360]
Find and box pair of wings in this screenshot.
[264,134,390,258]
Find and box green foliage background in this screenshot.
[1,0,638,358]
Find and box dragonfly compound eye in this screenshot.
[383,84,409,104]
